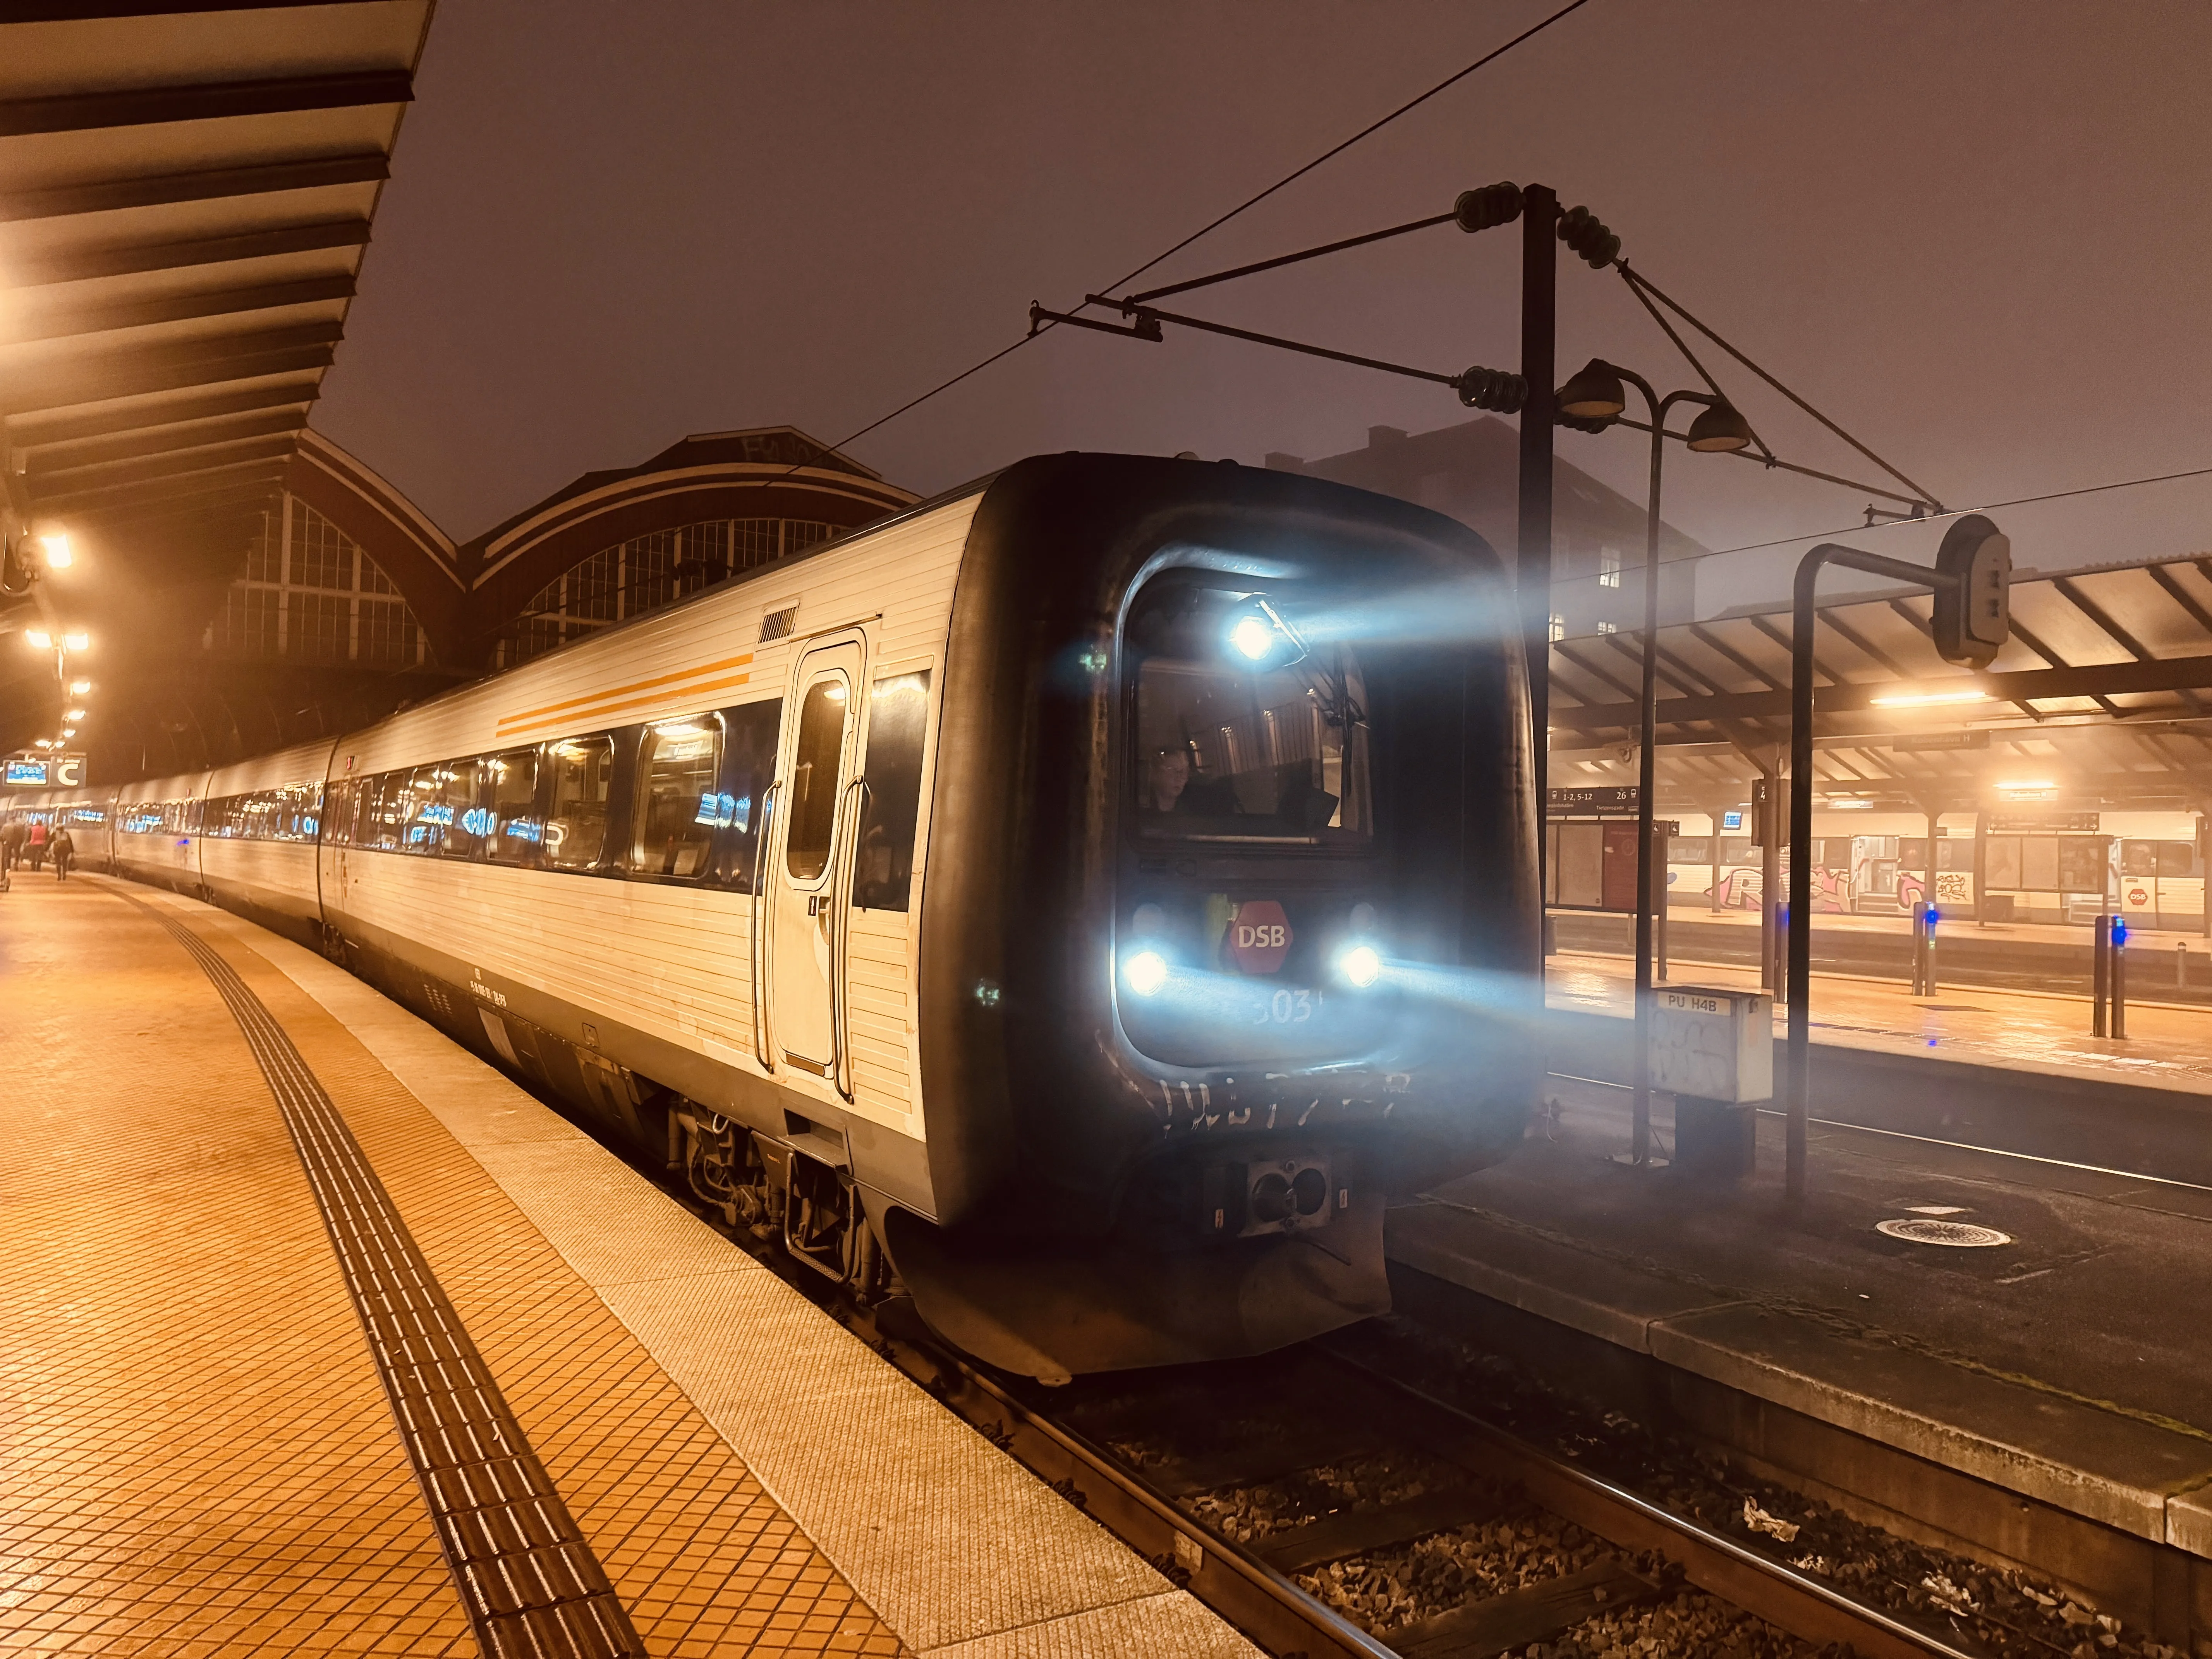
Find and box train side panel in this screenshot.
[110,771,210,895]
[325,494,977,1215]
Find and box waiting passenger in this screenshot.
[25,818,48,872]
[0,816,21,876]
[50,823,74,882]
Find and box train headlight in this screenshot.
[1123,949,1169,997]
[1337,943,1382,988]
[1223,596,1308,670]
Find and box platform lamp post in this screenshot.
[1555,359,1754,1166]
[1783,517,2012,1198]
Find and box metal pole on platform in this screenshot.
[1554,361,1746,1170]
[2093,913,2111,1037]
[2112,918,2128,1039]
[1786,534,1997,1199]
[1518,185,1558,891]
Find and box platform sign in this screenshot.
[1549,785,1638,816]
[1651,984,1774,1104]
[5,757,46,786]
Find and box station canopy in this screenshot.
[1,2,431,551]
[1547,549,2212,812]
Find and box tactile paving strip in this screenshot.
[126,895,647,1659]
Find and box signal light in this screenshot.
[1455,366,1528,413]
[1932,513,2011,669]
[1453,182,1523,233]
[1557,204,1621,268]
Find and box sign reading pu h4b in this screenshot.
[1226,900,1292,974]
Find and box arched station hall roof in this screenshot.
[458,426,919,663]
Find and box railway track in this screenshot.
[691,1200,1981,1659]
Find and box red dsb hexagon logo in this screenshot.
[1225,899,1292,974]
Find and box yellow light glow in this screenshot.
[24,629,51,648]
[1830,799,1874,810]
[62,632,88,649]
[1997,779,2056,792]
[40,534,72,569]
[64,708,84,720]
[1870,688,1989,708]
[68,679,89,694]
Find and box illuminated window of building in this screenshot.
[1597,620,1617,634]
[207,499,427,667]
[1547,613,1565,643]
[495,517,848,668]
[1598,546,1622,589]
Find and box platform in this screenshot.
[0,875,1254,1658]
[1548,947,2212,1098]
[1385,1077,2212,1635]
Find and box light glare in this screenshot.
[24,629,51,648]
[1123,950,1168,997]
[1870,689,1989,708]
[1229,614,1274,661]
[62,632,88,649]
[69,679,89,694]
[40,534,72,569]
[1339,944,1382,987]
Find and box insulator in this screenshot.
[1453,182,1524,234]
[1557,204,1622,268]
[1456,366,1528,414]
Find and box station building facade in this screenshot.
[167,426,917,773]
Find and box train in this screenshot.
[3,452,1541,1381]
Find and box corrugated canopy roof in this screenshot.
[1548,549,2212,809]
[0,1,431,543]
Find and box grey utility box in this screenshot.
[1652,985,1773,1180]
[1650,985,1774,1103]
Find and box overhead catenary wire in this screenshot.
[1617,263,1947,511]
[764,0,1601,477]
[1700,462,2212,561]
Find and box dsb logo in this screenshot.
[1225,899,1292,974]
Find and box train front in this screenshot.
[898,453,1542,1381]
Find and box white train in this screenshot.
[5,453,1539,1379]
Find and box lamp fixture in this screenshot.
[1685,402,1755,453]
[1870,688,1989,708]
[1555,358,1627,421]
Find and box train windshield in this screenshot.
[1128,583,1371,843]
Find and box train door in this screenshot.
[767,634,866,1081]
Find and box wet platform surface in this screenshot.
[1389,1077,2212,1559]
[0,877,1250,1657]
[1548,947,2212,1095]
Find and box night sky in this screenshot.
[316,0,2212,608]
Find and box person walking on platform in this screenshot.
[25,817,48,873]
[0,816,19,884]
[50,821,74,882]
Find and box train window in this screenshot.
[547,737,615,868]
[1127,584,1372,843]
[2158,840,2197,877]
[405,761,480,857]
[354,773,398,850]
[484,750,541,865]
[785,678,849,881]
[854,672,931,910]
[2121,840,2158,878]
[1719,836,1754,864]
[717,699,783,890]
[632,718,721,878]
[1671,836,1711,865]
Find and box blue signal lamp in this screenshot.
[2112,917,2128,948]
